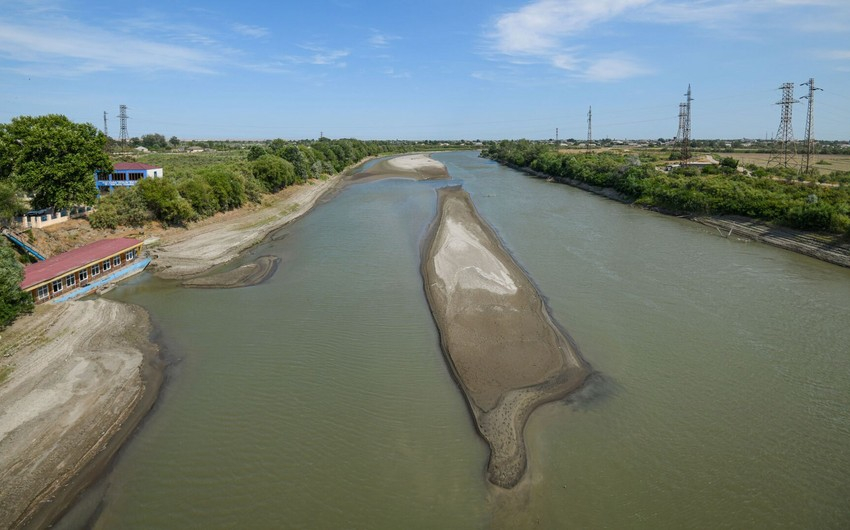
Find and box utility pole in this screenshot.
[768,82,798,170]
[118,105,129,153]
[103,111,108,137]
[586,106,592,155]
[800,78,822,176]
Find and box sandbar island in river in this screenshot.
[421,186,591,489]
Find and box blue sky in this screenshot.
[1,0,849,140]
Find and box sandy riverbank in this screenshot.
[0,167,356,528]
[151,175,342,280]
[0,300,160,529]
[421,186,591,489]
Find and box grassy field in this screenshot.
[115,149,249,174]
[730,152,850,175]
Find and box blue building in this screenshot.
[95,162,163,193]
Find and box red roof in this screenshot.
[21,238,142,290]
[113,162,161,171]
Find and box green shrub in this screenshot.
[136,178,197,226]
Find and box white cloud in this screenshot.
[0,17,219,75]
[493,0,650,56]
[486,0,850,82]
[233,23,269,39]
[383,67,411,79]
[284,45,350,67]
[819,49,850,60]
[581,56,653,81]
[368,31,400,48]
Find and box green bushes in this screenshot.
[251,155,296,191]
[136,178,197,226]
[89,187,151,229]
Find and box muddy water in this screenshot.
[64,151,850,528]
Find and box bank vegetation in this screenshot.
[483,140,850,236]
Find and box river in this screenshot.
[59,151,850,528]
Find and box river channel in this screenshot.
[61,151,850,528]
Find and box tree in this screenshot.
[251,154,295,191]
[169,136,180,148]
[0,245,33,328]
[141,133,168,150]
[0,114,110,210]
[0,181,25,225]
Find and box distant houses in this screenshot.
[95,162,163,194]
[19,238,147,304]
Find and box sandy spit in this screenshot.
[182,255,280,288]
[346,153,450,184]
[0,300,160,529]
[421,186,591,489]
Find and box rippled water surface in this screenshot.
[65,151,850,528]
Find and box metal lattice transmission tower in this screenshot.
[118,105,129,152]
[103,111,108,137]
[800,78,822,176]
[586,106,592,154]
[768,82,798,169]
[675,102,687,143]
[681,84,693,165]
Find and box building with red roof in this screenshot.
[95,162,163,193]
[21,238,145,303]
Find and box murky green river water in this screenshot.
[61,151,850,528]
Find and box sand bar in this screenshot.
[182,255,280,288]
[0,300,160,529]
[421,186,591,488]
[346,153,449,184]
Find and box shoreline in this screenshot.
[420,185,591,489]
[0,300,161,529]
[498,160,850,269]
[0,158,374,528]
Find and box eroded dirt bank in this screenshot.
[0,300,160,529]
[421,186,591,489]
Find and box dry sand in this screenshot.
[345,153,449,184]
[421,186,591,489]
[0,300,160,529]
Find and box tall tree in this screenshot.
[0,114,111,210]
[0,245,33,328]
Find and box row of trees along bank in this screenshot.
[482,140,850,235]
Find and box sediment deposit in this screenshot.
[0,300,160,529]
[346,153,449,183]
[421,186,590,488]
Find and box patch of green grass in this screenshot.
[0,365,12,386]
